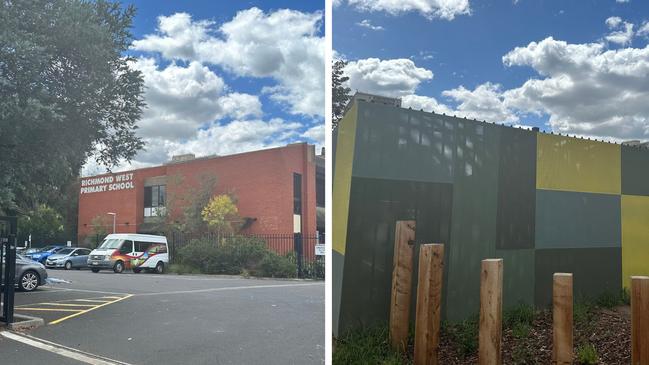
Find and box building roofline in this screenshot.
[81,142,314,179]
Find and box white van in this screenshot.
[87,233,169,274]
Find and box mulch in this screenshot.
[436,306,631,364]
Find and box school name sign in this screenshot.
[80,173,135,194]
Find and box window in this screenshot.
[144,185,166,217]
[293,173,302,215]
[135,241,153,252]
[119,241,133,255]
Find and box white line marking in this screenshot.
[52,288,131,295]
[1,331,133,365]
[136,282,323,296]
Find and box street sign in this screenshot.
[315,244,325,256]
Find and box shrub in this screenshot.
[444,315,479,357]
[504,303,536,328]
[576,343,598,365]
[596,291,622,309]
[333,325,406,365]
[175,236,296,278]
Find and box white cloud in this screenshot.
[344,0,471,20]
[129,58,261,140]
[132,9,324,117]
[301,124,325,151]
[344,58,433,97]
[616,0,630,3]
[501,37,649,140]
[442,83,519,123]
[356,19,384,30]
[401,94,453,115]
[604,17,634,46]
[638,21,649,37]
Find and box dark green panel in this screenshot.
[495,249,535,309]
[332,250,344,337]
[496,127,536,249]
[352,102,455,183]
[338,177,453,334]
[445,119,501,322]
[535,190,621,249]
[622,145,649,196]
[534,248,622,307]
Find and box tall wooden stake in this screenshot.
[553,273,573,365]
[414,244,444,365]
[632,276,649,365]
[479,259,503,365]
[389,220,416,353]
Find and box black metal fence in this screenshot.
[168,231,324,279]
[0,216,17,325]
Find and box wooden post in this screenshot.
[632,276,649,364]
[389,220,416,352]
[479,259,503,365]
[414,244,444,365]
[552,273,573,365]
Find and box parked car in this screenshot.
[0,254,48,292]
[25,245,65,264]
[46,247,92,270]
[88,233,169,274]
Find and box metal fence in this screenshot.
[168,231,324,279]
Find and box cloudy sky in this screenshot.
[83,1,324,176]
[334,0,649,142]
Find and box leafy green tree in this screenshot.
[0,0,145,214]
[17,204,65,245]
[332,59,352,129]
[201,194,239,239]
[88,215,110,248]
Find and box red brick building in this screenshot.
[77,143,323,245]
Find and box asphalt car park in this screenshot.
[0,270,325,364]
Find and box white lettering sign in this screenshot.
[315,244,325,256]
[80,173,135,194]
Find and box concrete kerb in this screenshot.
[0,313,45,331]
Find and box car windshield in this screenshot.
[56,248,74,255]
[98,239,124,249]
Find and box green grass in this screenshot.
[443,314,479,357]
[576,343,598,365]
[333,325,409,365]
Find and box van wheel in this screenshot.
[113,261,124,273]
[91,268,100,273]
[64,261,72,270]
[155,262,164,274]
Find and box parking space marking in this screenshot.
[15,294,133,325]
[1,331,133,365]
[136,282,323,296]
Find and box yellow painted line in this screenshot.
[39,303,97,307]
[99,296,123,299]
[16,308,81,312]
[70,299,112,303]
[49,294,133,325]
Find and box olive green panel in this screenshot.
[495,249,535,309]
[621,145,649,196]
[333,102,358,255]
[534,248,622,307]
[337,177,453,335]
[535,190,621,249]
[536,134,621,194]
[332,250,345,337]
[352,101,455,183]
[496,127,536,249]
[445,120,501,322]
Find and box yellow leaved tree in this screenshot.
[201,194,239,242]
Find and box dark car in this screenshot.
[24,245,64,264]
[0,254,48,292]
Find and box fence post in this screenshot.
[389,220,416,352]
[632,276,649,364]
[553,273,573,365]
[294,233,303,279]
[479,259,503,365]
[414,243,444,365]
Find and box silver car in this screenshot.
[46,247,92,270]
[1,254,48,292]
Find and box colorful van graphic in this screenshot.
[87,233,169,274]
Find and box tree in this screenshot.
[17,204,65,245]
[88,215,110,248]
[0,0,145,214]
[332,59,352,130]
[201,194,240,239]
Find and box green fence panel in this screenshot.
[622,145,649,196]
[535,190,621,249]
[495,249,535,310]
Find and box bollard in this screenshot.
[552,273,573,365]
[414,244,444,365]
[389,220,416,353]
[632,276,649,364]
[479,259,503,365]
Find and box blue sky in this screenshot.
[334,0,649,141]
[84,1,324,175]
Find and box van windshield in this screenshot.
[98,239,124,249]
